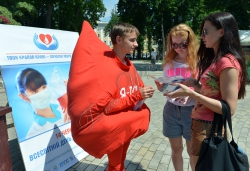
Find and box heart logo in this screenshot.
[39,34,52,45]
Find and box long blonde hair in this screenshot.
[163,24,198,77]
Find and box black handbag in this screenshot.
[195,100,249,171]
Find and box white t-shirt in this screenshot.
[151,51,156,59]
[163,60,196,106]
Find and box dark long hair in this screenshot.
[197,11,247,99]
[16,68,47,94]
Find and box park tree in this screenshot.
[0,0,107,32]
[1,0,249,37]
[50,0,106,32]
[104,8,121,37]
[116,0,250,59]
[0,0,16,12]
[0,6,20,25]
[26,0,106,32]
[13,2,37,26]
[149,0,216,57]
[116,0,208,58]
[183,0,210,34]
[203,0,250,30]
[117,0,153,58]
[117,0,202,58]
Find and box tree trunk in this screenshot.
[46,4,53,28]
[161,14,165,60]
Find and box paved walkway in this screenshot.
[1,61,250,171]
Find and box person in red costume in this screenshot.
[67,21,155,171]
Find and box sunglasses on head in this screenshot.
[172,42,188,49]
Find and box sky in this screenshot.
[100,0,119,22]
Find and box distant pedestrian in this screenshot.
[151,48,157,70]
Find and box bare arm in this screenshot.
[166,68,239,115]
[182,78,201,92]
[219,68,239,114]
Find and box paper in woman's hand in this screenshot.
[149,75,184,93]
[149,75,169,84]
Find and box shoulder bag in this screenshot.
[195,100,249,171]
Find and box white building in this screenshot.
[94,21,112,48]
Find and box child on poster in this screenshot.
[16,68,70,139]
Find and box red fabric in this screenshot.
[192,55,242,121]
[107,141,130,171]
[67,21,150,160]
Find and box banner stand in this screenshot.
[0,105,12,171]
[0,24,88,171]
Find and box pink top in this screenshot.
[163,60,196,106]
[191,55,242,121]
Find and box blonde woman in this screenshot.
[155,23,198,171]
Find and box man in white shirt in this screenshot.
[150,48,157,70]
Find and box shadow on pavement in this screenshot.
[68,159,144,171]
[9,139,25,171]
[43,124,78,170]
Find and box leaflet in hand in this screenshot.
[150,75,184,93]
[133,100,145,111]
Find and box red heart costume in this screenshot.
[67,21,150,160]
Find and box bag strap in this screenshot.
[220,100,235,141]
[211,100,232,139]
[211,112,223,138]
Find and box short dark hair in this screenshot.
[16,68,47,94]
[110,23,140,45]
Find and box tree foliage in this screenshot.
[0,0,106,32]
[203,0,250,30]
[0,6,21,25]
[117,0,153,58]
[0,0,249,44]
[115,0,250,58]
[104,8,121,36]
[50,0,106,32]
[14,2,37,26]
